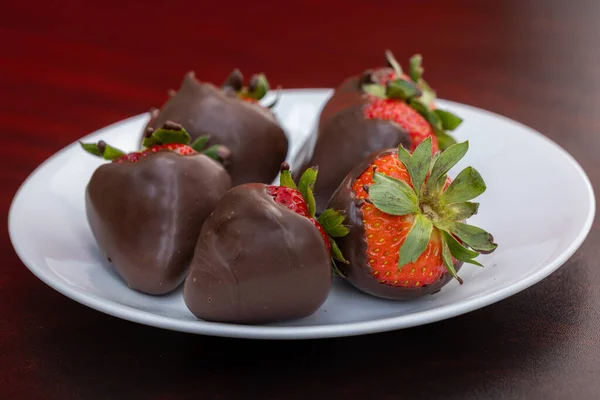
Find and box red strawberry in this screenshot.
[293,50,464,214]
[365,98,439,152]
[113,143,196,163]
[266,166,331,252]
[80,121,232,295]
[360,50,461,151]
[144,69,287,187]
[182,163,349,324]
[328,137,497,300]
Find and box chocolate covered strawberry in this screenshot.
[142,69,288,186]
[81,122,231,295]
[183,164,348,324]
[328,137,496,299]
[294,50,463,213]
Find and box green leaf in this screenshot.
[441,235,463,283]
[329,236,348,264]
[103,144,126,160]
[362,83,387,98]
[441,167,486,204]
[368,172,419,216]
[419,79,437,109]
[190,135,210,152]
[398,214,433,268]
[326,224,349,238]
[409,99,442,130]
[201,144,221,161]
[409,54,423,82]
[317,209,344,229]
[246,73,270,100]
[318,209,349,238]
[385,49,403,77]
[446,202,480,221]
[80,142,102,157]
[448,222,497,253]
[434,109,463,131]
[80,141,125,160]
[429,152,440,174]
[396,144,412,167]
[143,126,191,148]
[305,187,317,219]
[435,129,458,151]
[298,167,318,216]
[407,137,433,196]
[428,141,469,185]
[442,230,483,267]
[386,79,421,101]
[279,169,298,190]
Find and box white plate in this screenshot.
[8,89,595,340]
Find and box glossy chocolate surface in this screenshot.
[293,70,411,214]
[328,148,462,300]
[85,152,231,295]
[183,184,331,324]
[145,72,288,186]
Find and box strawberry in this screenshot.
[267,163,348,255]
[266,185,332,250]
[361,50,462,151]
[144,69,287,187]
[364,98,439,152]
[293,50,464,214]
[80,121,232,295]
[183,163,349,324]
[328,137,497,299]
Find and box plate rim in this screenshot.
[8,89,596,340]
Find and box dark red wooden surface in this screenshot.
[2,0,600,399]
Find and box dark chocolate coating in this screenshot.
[183,184,331,324]
[293,70,411,214]
[328,148,463,300]
[145,72,288,186]
[85,152,231,295]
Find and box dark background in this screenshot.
[2,0,600,399]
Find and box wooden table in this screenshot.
[2,0,600,398]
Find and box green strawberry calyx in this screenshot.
[278,163,350,277]
[366,137,497,283]
[361,50,463,151]
[80,121,231,163]
[222,69,280,108]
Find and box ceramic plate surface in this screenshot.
[8,89,595,339]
